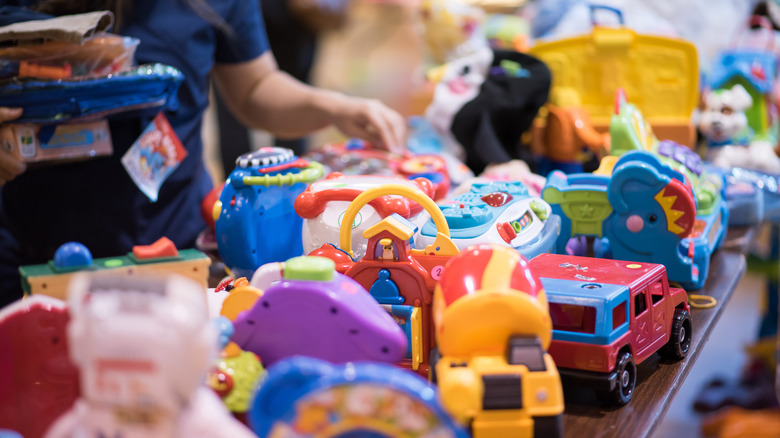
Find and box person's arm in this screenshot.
[211,52,406,153]
[0,107,26,185]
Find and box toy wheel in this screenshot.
[659,309,692,360]
[428,347,440,383]
[598,351,636,406]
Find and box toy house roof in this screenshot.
[708,50,776,93]
[362,213,417,241]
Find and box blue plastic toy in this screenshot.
[215,147,324,278]
[707,164,780,226]
[415,181,561,260]
[0,63,183,124]
[52,242,93,271]
[248,356,469,438]
[543,149,728,290]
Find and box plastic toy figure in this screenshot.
[232,256,408,367]
[214,147,324,277]
[295,172,435,260]
[529,253,692,406]
[0,295,79,438]
[432,244,565,438]
[415,181,561,260]
[44,273,254,438]
[531,87,611,176]
[206,286,265,422]
[311,183,460,377]
[248,356,469,437]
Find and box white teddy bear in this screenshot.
[700,84,780,173]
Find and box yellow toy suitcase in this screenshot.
[529,5,699,147]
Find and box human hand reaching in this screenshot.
[0,107,25,185]
[328,95,407,154]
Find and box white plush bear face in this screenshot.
[699,84,753,144]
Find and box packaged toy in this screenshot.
[0,63,183,124]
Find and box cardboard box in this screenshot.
[0,119,113,162]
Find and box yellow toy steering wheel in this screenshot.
[338,184,458,258]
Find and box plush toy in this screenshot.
[702,84,780,173]
[424,47,551,174]
[699,84,754,147]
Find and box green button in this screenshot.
[283,256,334,282]
[104,259,124,268]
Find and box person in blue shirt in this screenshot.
[0,0,407,307]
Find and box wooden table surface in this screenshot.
[561,247,748,438]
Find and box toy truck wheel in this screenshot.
[659,309,692,360]
[598,351,636,406]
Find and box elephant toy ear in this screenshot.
[608,160,666,213]
[608,159,697,237]
[654,178,696,237]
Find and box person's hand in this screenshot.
[329,95,407,154]
[0,107,26,185]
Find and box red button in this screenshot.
[481,191,513,207]
[497,222,517,243]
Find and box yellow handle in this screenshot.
[339,184,450,258]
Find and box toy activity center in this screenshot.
[2,1,780,438]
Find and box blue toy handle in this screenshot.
[589,4,624,27]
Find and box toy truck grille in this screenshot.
[482,374,523,410]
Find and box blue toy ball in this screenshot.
[53,242,93,270]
